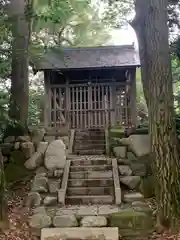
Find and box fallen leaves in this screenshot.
[0,179,179,240]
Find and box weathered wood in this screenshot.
[44,72,50,128]
[130,69,137,127]
[47,80,133,129]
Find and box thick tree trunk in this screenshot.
[9,0,30,127]
[0,150,7,229]
[132,0,180,229]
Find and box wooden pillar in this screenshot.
[44,71,50,129]
[130,69,137,127]
[65,79,70,129]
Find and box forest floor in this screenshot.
[0,179,178,240]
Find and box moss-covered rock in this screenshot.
[139,176,155,198]
[109,210,153,237]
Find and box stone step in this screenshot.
[67,186,114,196]
[70,165,112,172]
[74,144,106,150]
[71,159,112,166]
[75,149,105,155]
[68,178,113,187]
[65,195,114,205]
[76,137,106,144]
[69,171,113,179]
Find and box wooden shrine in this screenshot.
[34,45,140,130]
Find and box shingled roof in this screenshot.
[34,45,140,70]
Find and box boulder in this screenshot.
[53,214,78,227]
[139,176,155,198]
[130,163,147,177]
[3,136,15,143]
[29,213,51,229]
[33,206,46,215]
[120,176,141,189]
[81,216,107,227]
[31,176,48,193]
[36,166,48,177]
[17,135,31,142]
[120,135,151,157]
[53,169,64,178]
[123,192,144,203]
[14,142,20,150]
[119,165,132,176]
[31,128,45,147]
[37,142,48,155]
[48,179,61,193]
[24,152,43,170]
[44,135,55,143]
[44,139,66,170]
[127,152,138,161]
[21,142,35,159]
[113,146,127,158]
[43,196,57,206]
[1,143,13,156]
[25,192,41,207]
[59,136,69,149]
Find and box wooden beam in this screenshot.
[44,71,50,129]
[130,69,137,127]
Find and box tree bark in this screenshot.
[132,0,180,229]
[9,0,30,127]
[0,149,8,229]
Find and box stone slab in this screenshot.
[112,159,121,205]
[41,227,119,240]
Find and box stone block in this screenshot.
[31,128,45,147]
[21,142,35,159]
[123,192,144,203]
[139,176,155,198]
[113,146,127,158]
[127,151,138,161]
[130,163,147,177]
[31,176,48,193]
[29,213,51,229]
[37,142,48,155]
[44,135,55,143]
[119,165,132,176]
[41,227,119,240]
[48,179,61,193]
[53,214,78,227]
[120,176,141,190]
[4,136,15,143]
[81,216,107,227]
[24,152,43,170]
[36,166,48,177]
[17,135,31,142]
[109,211,153,236]
[1,143,13,156]
[43,196,57,206]
[25,192,41,207]
[76,206,98,217]
[98,205,119,216]
[120,135,151,157]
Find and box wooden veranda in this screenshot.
[34,45,140,130]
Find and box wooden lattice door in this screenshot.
[69,83,113,129]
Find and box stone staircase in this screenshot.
[65,156,114,204]
[73,129,106,155]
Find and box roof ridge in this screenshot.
[51,45,135,52]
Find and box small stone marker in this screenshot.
[41,227,119,240]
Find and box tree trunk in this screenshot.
[9,0,30,127]
[0,149,8,229]
[132,0,180,229]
